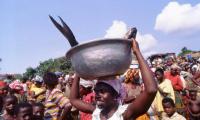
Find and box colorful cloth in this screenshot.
[44,88,71,120]
[9,80,23,91]
[153,79,175,112]
[80,79,94,88]
[123,82,142,97]
[162,112,186,120]
[164,72,183,91]
[174,91,184,110]
[92,104,128,120]
[136,114,150,120]
[80,92,95,120]
[29,84,45,102]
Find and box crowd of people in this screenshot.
[0,39,200,120]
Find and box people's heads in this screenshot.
[3,95,18,114]
[189,90,197,100]
[79,79,94,96]
[65,71,75,87]
[68,71,74,76]
[33,75,43,87]
[155,68,164,82]
[15,102,33,120]
[67,75,74,87]
[170,64,179,76]
[32,103,44,120]
[43,72,58,89]
[21,77,28,84]
[94,81,120,109]
[125,68,140,84]
[162,97,176,117]
[166,57,174,66]
[7,75,13,80]
[133,70,140,84]
[0,81,8,96]
[190,65,198,75]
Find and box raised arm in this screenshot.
[70,74,95,113]
[123,39,158,119]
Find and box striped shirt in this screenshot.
[44,88,71,120]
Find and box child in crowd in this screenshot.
[162,97,186,120]
[29,75,45,103]
[14,102,33,120]
[153,68,175,116]
[32,103,45,120]
[2,95,17,120]
[70,39,157,120]
[186,89,200,119]
[43,72,72,120]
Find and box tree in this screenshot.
[178,47,193,56]
[35,57,72,76]
[23,67,37,79]
[23,56,72,77]
[35,59,55,76]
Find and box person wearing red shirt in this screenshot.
[165,69,183,91]
[165,64,184,114]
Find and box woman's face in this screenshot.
[94,85,116,109]
[155,71,164,81]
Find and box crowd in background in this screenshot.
[0,55,200,120]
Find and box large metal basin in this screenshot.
[66,38,133,80]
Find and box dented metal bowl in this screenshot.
[66,38,133,80]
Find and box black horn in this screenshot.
[49,15,78,47]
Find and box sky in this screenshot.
[0,0,200,74]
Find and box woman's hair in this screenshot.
[124,68,138,83]
[94,82,119,98]
[162,97,175,107]
[43,72,58,87]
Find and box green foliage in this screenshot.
[23,57,72,78]
[178,47,193,56]
[14,74,23,80]
[23,67,37,79]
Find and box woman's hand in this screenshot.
[131,39,140,54]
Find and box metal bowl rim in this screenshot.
[66,38,132,58]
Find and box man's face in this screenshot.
[16,107,33,120]
[162,102,175,117]
[155,71,163,81]
[4,97,17,113]
[67,77,74,87]
[189,91,197,100]
[170,68,177,75]
[33,106,44,120]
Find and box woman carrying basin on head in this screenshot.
[70,38,158,120]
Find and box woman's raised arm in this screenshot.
[70,74,95,113]
[123,39,158,120]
